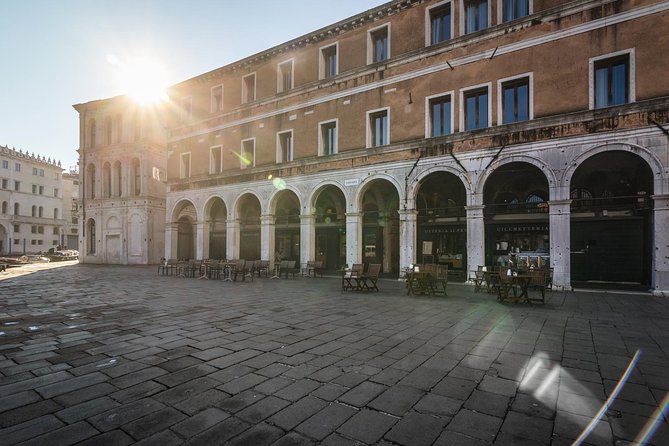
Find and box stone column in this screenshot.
[398,209,418,276]
[260,214,275,265]
[300,214,316,269]
[652,194,669,296]
[548,199,572,291]
[195,221,205,260]
[226,219,240,260]
[345,212,362,267]
[465,205,485,274]
[164,223,177,259]
[202,220,211,260]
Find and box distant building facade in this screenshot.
[73,97,167,264]
[61,168,80,250]
[0,145,66,255]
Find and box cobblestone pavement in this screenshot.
[1,263,669,446]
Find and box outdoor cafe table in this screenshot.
[406,271,436,295]
[495,273,533,303]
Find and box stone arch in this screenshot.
[106,215,121,230]
[204,195,228,260]
[268,185,304,216]
[232,190,263,219]
[475,154,557,197]
[411,165,473,203]
[308,180,349,213]
[355,173,404,211]
[170,198,199,223]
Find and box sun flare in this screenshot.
[108,53,169,105]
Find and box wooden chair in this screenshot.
[304,260,324,278]
[494,268,516,301]
[257,260,270,278]
[281,260,300,279]
[342,263,364,291]
[232,259,248,281]
[361,263,381,291]
[527,269,548,304]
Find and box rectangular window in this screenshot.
[180,152,191,179]
[367,108,389,148]
[209,146,223,174]
[54,188,59,197]
[33,167,38,175]
[1,179,7,189]
[502,0,529,22]
[501,76,530,124]
[14,181,20,191]
[39,185,44,195]
[31,240,37,245]
[242,73,256,103]
[320,44,338,79]
[462,86,490,130]
[428,2,452,45]
[594,54,630,109]
[15,162,21,172]
[241,139,255,169]
[53,240,59,245]
[32,184,37,194]
[369,25,390,63]
[54,208,59,219]
[13,224,19,233]
[181,96,192,122]
[319,120,338,156]
[53,227,59,235]
[2,160,7,169]
[14,239,19,245]
[39,169,44,177]
[38,240,43,246]
[464,0,488,34]
[427,94,453,137]
[211,85,223,113]
[277,60,294,93]
[31,225,37,234]
[277,131,293,163]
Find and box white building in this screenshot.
[62,168,80,250]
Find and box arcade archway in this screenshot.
[273,190,301,264]
[314,185,347,270]
[207,198,227,260]
[360,179,400,273]
[237,194,261,260]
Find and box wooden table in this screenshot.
[495,273,532,303]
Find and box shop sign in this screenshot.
[495,224,548,233]
[424,227,466,234]
[344,178,360,187]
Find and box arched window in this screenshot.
[1,201,7,214]
[132,158,141,196]
[113,161,122,197]
[32,205,37,217]
[86,163,96,199]
[103,162,112,198]
[88,119,97,148]
[38,206,43,218]
[115,114,123,143]
[87,219,96,254]
[105,116,112,145]
[14,203,19,215]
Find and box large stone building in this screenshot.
[73,97,167,264]
[61,168,80,250]
[0,145,67,255]
[78,0,669,295]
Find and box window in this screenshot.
[319,120,338,156]
[1,201,6,214]
[114,161,122,196]
[54,208,59,219]
[33,167,38,175]
[88,119,96,147]
[132,158,141,196]
[53,227,59,235]
[115,114,123,143]
[38,240,43,246]
[501,0,530,22]
[2,179,7,189]
[53,240,59,245]
[32,184,37,194]
[426,93,453,137]
[461,84,491,130]
[54,188,59,197]
[320,43,338,79]
[181,96,192,122]
[211,85,223,113]
[38,226,44,234]
[590,50,634,109]
[277,130,293,163]
[32,205,37,217]
[105,116,113,145]
[242,73,256,104]
[499,74,532,124]
[14,239,19,245]
[368,25,390,64]
[86,163,96,199]
[87,219,96,254]
[31,240,37,245]
[14,203,19,215]
[427,2,452,46]
[31,225,37,234]
[241,139,255,169]
[13,224,19,232]
[210,146,223,174]
[39,185,44,195]
[39,206,43,218]
[39,169,44,177]
[463,0,489,34]
[367,108,389,148]
[2,160,7,168]
[14,180,20,191]
[15,162,21,172]
[277,60,294,93]
[180,153,191,179]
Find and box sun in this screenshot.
[108,53,169,105]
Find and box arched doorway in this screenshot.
[207,198,227,260]
[173,201,196,260]
[416,172,467,278]
[483,162,550,269]
[237,194,261,260]
[570,151,653,288]
[314,185,347,270]
[273,190,301,264]
[360,179,400,274]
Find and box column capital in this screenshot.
[548,199,572,207]
[465,205,485,219]
[260,214,275,225]
[398,208,418,218]
[300,213,316,224]
[345,212,363,219]
[652,194,669,210]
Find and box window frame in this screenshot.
[459,0,491,35]
[209,145,223,174]
[498,0,532,23]
[366,107,390,148]
[425,1,453,47]
[367,23,391,65]
[277,59,295,94]
[210,84,224,113]
[319,42,339,80]
[497,72,533,125]
[459,82,492,131]
[276,130,294,164]
[425,91,455,138]
[318,119,339,156]
[242,72,256,104]
[589,48,635,110]
[240,138,256,169]
[180,152,191,179]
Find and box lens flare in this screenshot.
[231,150,252,166]
[272,178,287,190]
[633,389,669,445]
[108,53,169,105]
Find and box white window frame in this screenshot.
[497,0,533,24]
[459,82,493,131]
[366,106,390,148]
[319,42,339,80]
[459,0,492,36]
[181,95,192,122]
[497,72,534,125]
[367,23,391,65]
[425,1,454,47]
[588,48,635,110]
[210,84,224,113]
[277,59,295,93]
[240,138,256,169]
[276,130,294,163]
[318,119,339,156]
[425,91,455,138]
[209,145,223,174]
[180,152,191,179]
[242,72,256,104]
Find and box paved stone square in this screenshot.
[1,263,669,445]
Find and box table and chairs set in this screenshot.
[470,265,552,304]
[341,263,382,292]
[404,263,449,296]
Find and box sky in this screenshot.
[0,0,384,171]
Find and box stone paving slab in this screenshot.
[1,263,669,445]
